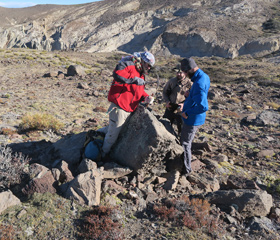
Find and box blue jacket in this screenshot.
[182,69,210,126]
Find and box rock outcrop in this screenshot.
[110,105,183,173]
[205,189,273,218]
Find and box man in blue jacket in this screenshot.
[179,57,210,174]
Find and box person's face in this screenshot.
[186,69,195,79]
[177,70,186,80]
[142,61,152,75]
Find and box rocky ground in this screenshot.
[0,48,279,239]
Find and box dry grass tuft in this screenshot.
[19,113,64,132]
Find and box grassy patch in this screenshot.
[19,113,64,132]
[0,192,90,239]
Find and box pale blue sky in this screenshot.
[0,1,99,8]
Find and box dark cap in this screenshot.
[172,64,181,72]
[180,57,197,72]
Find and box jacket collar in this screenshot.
[191,68,202,82]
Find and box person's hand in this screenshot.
[181,112,188,119]
[178,103,184,112]
[134,77,145,85]
[144,96,154,105]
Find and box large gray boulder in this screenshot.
[110,106,183,173]
[52,132,86,166]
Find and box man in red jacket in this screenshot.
[102,52,155,157]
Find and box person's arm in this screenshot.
[162,80,172,107]
[183,83,208,116]
[113,61,145,85]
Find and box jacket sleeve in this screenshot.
[162,80,172,103]
[141,91,149,101]
[113,61,145,85]
[183,82,208,115]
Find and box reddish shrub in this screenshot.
[153,195,222,235]
[78,205,123,240]
[0,224,15,240]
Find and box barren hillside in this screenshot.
[0,0,280,58]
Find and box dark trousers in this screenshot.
[163,108,183,137]
[180,124,200,173]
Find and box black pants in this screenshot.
[163,108,183,136]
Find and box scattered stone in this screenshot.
[102,162,133,179]
[191,158,206,172]
[162,170,180,191]
[78,158,98,173]
[77,82,89,89]
[247,217,278,234]
[179,175,193,191]
[146,191,158,203]
[43,70,57,77]
[17,209,27,219]
[93,90,99,97]
[102,180,126,193]
[57,72,65,79]
[188,173,220,193]
[0,190,21,214]
[67,65,85,76]
[255,110,280,126]
[56,160,74,183]
[213,154,229,163]
[257,149,275,158]
[242,110,280,126]
[227,175,260,190]
[155,176,167,185]
[205,189,273,217]
[192,142,212,152]
[22,166,57,195]
[51,168,61,181]
[65,169,102,206]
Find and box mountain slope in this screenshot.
[0,0,280,58]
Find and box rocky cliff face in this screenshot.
[0,0,280,58]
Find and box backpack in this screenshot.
[81,130,105,161]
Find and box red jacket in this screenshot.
[108,58,149,112]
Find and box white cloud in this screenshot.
[0,2,36,8]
